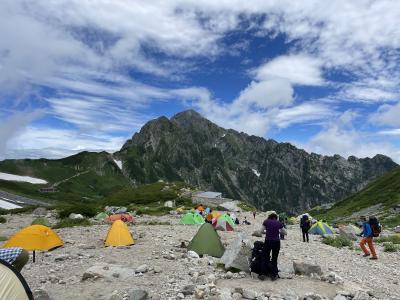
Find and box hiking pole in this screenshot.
[32,250,36,263]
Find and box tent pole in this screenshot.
[33,250,36,263]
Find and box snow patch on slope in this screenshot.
[252,169,261,177]
[113,159,123,170]
[0,172,47,184]
[0,199,22,209]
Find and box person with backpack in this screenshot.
[260,213,283,281]
[300,215,311,242]
[358,216,378,260]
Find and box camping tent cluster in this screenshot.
[179,208,236,232]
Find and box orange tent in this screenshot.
[196,205,205,212]
[107,213,134,223]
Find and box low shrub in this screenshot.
[238,202,256,212]
[137,220,171,226]
[383,242,398,252]
[57,203,98,219]
[0,216,6,223]
[0,236,7,241]
[53,218,91,229]
[131,206,171,216]
[31,217,51,227]
[375,235,400,245]
[322,236,352,248]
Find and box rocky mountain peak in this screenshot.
[117,110,397,212]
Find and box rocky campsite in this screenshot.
[1,207,399,300]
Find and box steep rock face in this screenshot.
[117,110,397,212]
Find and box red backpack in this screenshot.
[369,217,382,237]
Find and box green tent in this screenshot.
[180,212,204,225]
[218,213,235,227]
[94,212,108,220]
[187,223,225,258]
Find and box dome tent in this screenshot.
[105,220,135,247]
[3,225,63,251]
[309,221,334,235]
[180,212,204,225]
[187,223,225,258]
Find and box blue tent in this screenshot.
[308,221,334,235]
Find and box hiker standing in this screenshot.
[252,210,256,219]
[359,216,378,260]
[261,213,283,281]
[300,215,311,242]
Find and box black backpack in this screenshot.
[369,217,382,237]
[249,241,270,276]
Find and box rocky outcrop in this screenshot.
[118,110,397,212]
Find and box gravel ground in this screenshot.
[0,212,399,300]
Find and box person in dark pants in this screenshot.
[300,215,311,242]
[261,213,283,281]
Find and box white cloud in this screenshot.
[6,126,127,159]
[378,129,400,136]
[370,102,400,127]
[237,79,294,109]
[0,111,44,157]
[299,111,399,162]
[254,55,324,86]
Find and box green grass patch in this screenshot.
[137,220,171,225]
[53,218,91,229]
[132,206,171,216]
[0,236,7,241]
[375,235,400,244]
[31,217,51,227]
[0,216,6,223]
[381,214,400,228]
[322,236,352,248]
[57,203,99,219]
[238,201,256,212]
[383,242,399,252]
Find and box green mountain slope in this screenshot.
[311,166,400,226]
[0,151,129,203]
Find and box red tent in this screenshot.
[107,213,134,223]
[212,218,234,231]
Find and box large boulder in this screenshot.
[293,260,322,276]
[218,201,241,212]
[339,225,358,241]
[220,233,251,272]
[164,201,174,208]
[69,213,84,220]
[82,263,135,281]
[32,207,47,216]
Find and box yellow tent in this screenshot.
[105,220,135,247]
[3,225,64,251]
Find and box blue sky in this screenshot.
[1,1,400,161]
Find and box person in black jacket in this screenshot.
[300,215,311,242]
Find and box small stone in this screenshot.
[225,271,233,279]
[136,264,149,273]
[242,289,258,299]
[181,285,195,295]
[188,251,200,259]
[285,289,299,300]
[33,289,52,300]
[128,289,148,300]
[333,296,347,300]
[176,293,185,299]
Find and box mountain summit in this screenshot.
[117,110,397,212]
